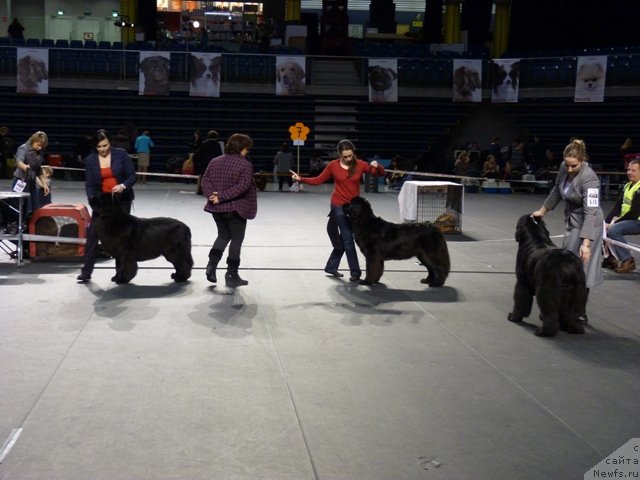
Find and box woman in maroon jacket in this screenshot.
[201,133,257,288]
[292,139,385,281]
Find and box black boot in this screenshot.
[206,248,223,283]
[225,258,248,287]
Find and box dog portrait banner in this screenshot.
[574,55,607,103]
[452,59,482,103]
[189,53,221,98]
[368,58,398,103]
[490,58,520,103]
[275,56,306,96]
[139,51,170,96]
[16,48,49,95]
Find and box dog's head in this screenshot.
[515,214,551,244]
[92,193,128,217]
[140,56,170,92]
[17,55,48,90]
[492,61,519,93]
[577,61,604,91]
[343,196,374,222]
[368,66,397,93]
[190,55,220,87]
[277,61,305,90]
[454,66,480,99]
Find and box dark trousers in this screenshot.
[211,211,247,260]
[325,205,361,277]
[81,198,132,275]
[278,176,293,191]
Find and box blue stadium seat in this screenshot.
[26,38,40,47]
[98,41,111,49]
[84,40,98,49]
[69,40,83,49]
[41,39,55,48]
[55,39,69,48]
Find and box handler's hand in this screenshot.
[209,192,219,204]
[579,244,591,263]
[370,160,379,168]
[290,170,300,182]
[531,209,545,218]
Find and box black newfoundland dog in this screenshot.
[92,193,193,284]
[343,196,450,286]
[508,214,587,337]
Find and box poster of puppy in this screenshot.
[452,59,482,103]
[139,51,170,96]
[16,48,49,95]
[574,55,607,103]
[368,58,398,103]
[189,53,221,97]
[491,58,520,103]
[276,56,306,96]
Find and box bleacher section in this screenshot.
[1,41,639,174]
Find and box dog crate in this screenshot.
[398,181,463,233]
[28,203,90,258]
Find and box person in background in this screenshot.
[291,139,385,282]
[35,165,53,208]
[134,130,154,184]
[0,126,8,179]
[12,131,49,218]
[602,159,640,274]
[77,129,137,283]
[532,138,603,324]
[188,129,203,154]
[194,130,223,195]
[201,133,257,288]
[482,154,500,179]
[273,142,293,191]
[7,18,24,40]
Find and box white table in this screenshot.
[0,191,31,266]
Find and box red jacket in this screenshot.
[300,159,385,206]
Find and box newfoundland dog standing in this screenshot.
[508,214,587,337]
[92,193,193,284]
[343,196,450,286]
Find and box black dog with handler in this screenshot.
[508,214,587,337]
[343,196,450,286]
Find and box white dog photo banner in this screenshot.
[139,51,170,96]
[574,55,607,103]
[490,58,520,103]
[189,53,221,98]
[16,48,49,95]
[368,58,398,103]
[452,58,482,103]
[275,56,306,96]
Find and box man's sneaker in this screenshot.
[614,257,636,274]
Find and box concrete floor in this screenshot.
[0,179,638,480]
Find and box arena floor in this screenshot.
[1,179,638,480]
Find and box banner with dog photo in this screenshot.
[574,55,607,103]
[139,51,170,96]
[16,47,49,95]
[368,58,398,103]
[275,56,306,96]
[452,59,482,103]
[490,58,520,103]
[189,52,221,98]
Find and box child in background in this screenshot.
[35,165,53,209]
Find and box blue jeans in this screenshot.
[608,220,640,262]
[325,205,361,278]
